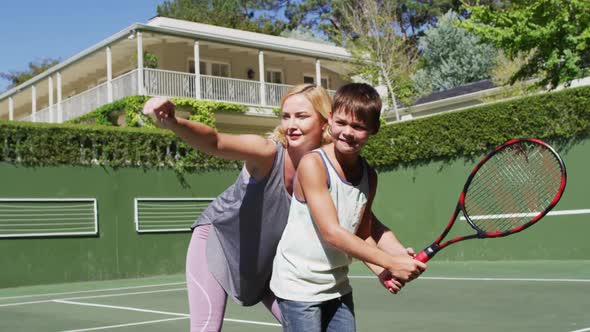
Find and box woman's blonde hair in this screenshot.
[268,83,332,145]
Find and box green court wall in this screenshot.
[373,138,590,261]
[0,165,239,288]
[1,138,589,288]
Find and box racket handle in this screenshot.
[383,252,430,289]
[415,243,440,263]
[414,250,431,263]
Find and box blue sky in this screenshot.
[0,1,164,91]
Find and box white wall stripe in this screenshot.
[460,209,590,221]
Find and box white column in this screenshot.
[136,31,144,95]
[194,41,201,99]
[31,85,37,122]
[106,46,113,102]
[57,72,63,123]
[48,76,54,123]
[315,59,321,88]
[259,50,266,106]
[8,97,14,121]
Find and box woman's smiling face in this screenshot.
[281,94,326,151]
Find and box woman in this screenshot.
[145,84,331,331]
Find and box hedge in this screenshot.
[66,96,247,128]
[1,86,589,173]
[363,86,590,168]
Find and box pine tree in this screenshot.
[413,11,496,94]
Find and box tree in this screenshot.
[280,27,334,44]
[337,0,419,121]
[157,0,286,35]
[462,0,590,88]
[282,0,512,45]
[0,58,60,91]
[412,11,497,94]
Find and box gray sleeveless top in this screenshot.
[191,143,291,306]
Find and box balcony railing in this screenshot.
[200,74,261,105]
[21,68,337,123]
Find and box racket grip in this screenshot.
[383,252,430,289]
[414,250,431,263]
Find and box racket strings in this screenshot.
[464,143,563,233]
[468,147,560,231]
[471,151,559,231]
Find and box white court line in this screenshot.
[224,318,281,327]
[460,209,590,221]
[53,300,187,317]
[61,288,186,301]
[0,281,185,300]
[3,275,590,308]
[569,327,590,332]
[59,317,188,332]
[54,299,281,329]
[0,287,186,308]
[349,276,590,282]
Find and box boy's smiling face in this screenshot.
[329,109,372,155]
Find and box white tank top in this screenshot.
[270,148,370,301]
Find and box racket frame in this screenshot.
[416,138,567,263]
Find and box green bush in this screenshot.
[364,86,590,168]
[66,96,247,129]
[0,121,240,173]
[2,87,589,173]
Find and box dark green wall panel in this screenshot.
[372,138,590,261]
[0,165,238,288]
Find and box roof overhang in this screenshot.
[1,18,352,101]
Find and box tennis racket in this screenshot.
[411,138,567,263]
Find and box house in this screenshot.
[387,80,504,122]
[0,17,353,133]
[386,76,590,123]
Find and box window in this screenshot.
[188,60,230,77]
[266,70,283,84]
[212,63,229,77]
[303,75,329,89]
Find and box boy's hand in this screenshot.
[386,254,427,283]
[143,97,177,127]
[382,247,418,290]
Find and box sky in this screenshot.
[0,0,165,92]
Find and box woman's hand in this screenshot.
[143,97,177,128]
[378,269,403,294]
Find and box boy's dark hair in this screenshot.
[332,83,382,134]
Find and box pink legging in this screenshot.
[186,224,282,332]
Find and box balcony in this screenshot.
[22,69,336,123]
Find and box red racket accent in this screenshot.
[384,139,566,290]
[414,138,567,263]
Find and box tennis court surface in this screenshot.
[1,260,588,332]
